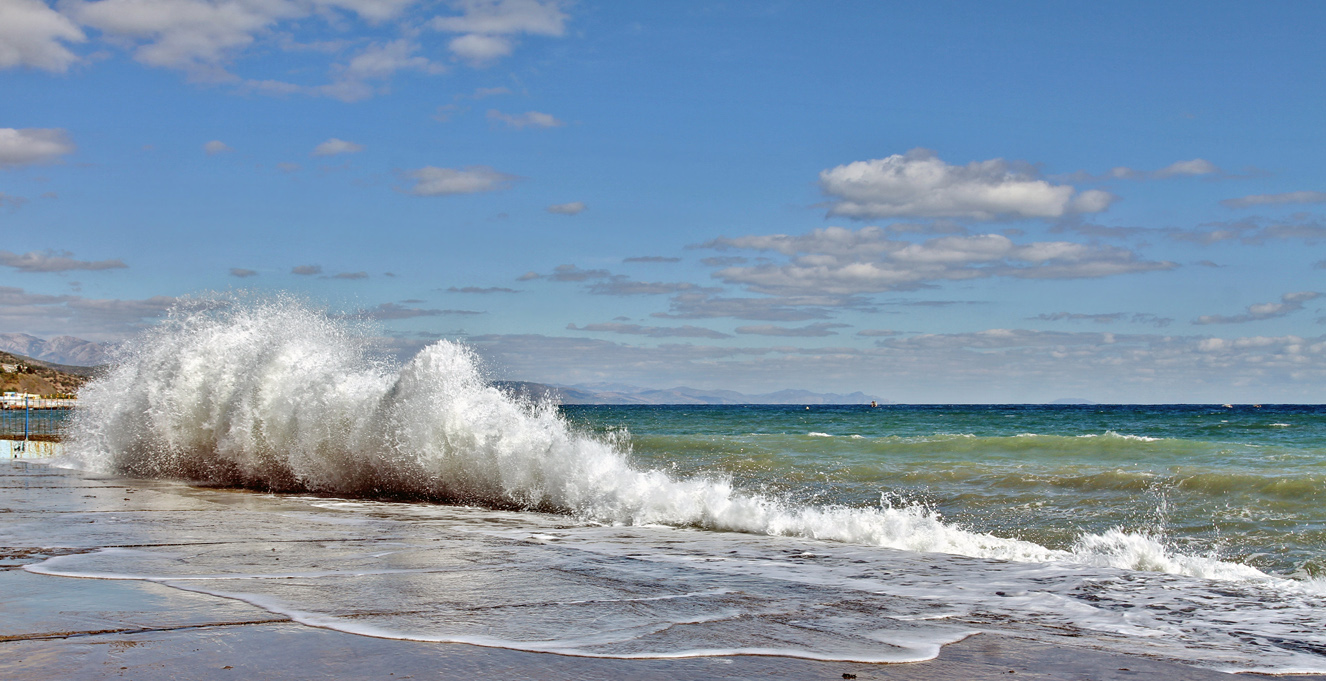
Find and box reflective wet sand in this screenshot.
[2,461,1318,680]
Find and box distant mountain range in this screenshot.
[494,381,884,405]
[0,332,883,404]
[0,333,113,367]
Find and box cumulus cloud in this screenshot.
[431,0,568,65]
[0,128,75,168]
[402,165,517,196]
[546,201,586,215]
[354,302,481,320]
[312,138,365,156]
[735,323,850,337]
[10,0,569,99]
[567,323,731,339]
[291,264,322,275]
[488,109,564,128]
[203,140,231,155]
[1222,191,1326,209]
[1194,291,1320,325]
[229,267,258,277]
[818,149,1114,220]
[447,286,518,293]
[0,0,86,72]
[0,250,127,273]
[67,0,286,80]
[700,226,1176,297]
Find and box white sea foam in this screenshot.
[61,298,1281,584]
[807,432,833,437]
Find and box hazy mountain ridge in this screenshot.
[495,381,884,405]
[0,333,114,367]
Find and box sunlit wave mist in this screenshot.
[65,296,1278,581]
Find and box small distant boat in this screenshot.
[1222,404,1233,408]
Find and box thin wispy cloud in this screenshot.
[402,165,518,196]
[0,250,126,273]
[1222,191,1326,209]
[448,286,519,294]
[735,323,850,337]
[567,322,731,339]
[547,201,586,214]
[489,109,564,128]
[1193,291,1320,325]
[312,138,365,156]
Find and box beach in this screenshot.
[5,459,1320,681]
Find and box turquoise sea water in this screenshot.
[564,404,1326,578]
[45,302,1326,672]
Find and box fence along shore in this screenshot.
[2,393,72,458]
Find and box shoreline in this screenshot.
[3,460,1323,680]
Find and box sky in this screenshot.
[2,0,1326,403]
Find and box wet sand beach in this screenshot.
[3,460,1321,680]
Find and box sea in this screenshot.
[34,300,1326,673]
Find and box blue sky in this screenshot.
[2,0,1325,402]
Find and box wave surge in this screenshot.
[65,299,1276,582]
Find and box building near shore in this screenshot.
[0,392,77,409]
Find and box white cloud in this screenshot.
[431,0,568,64]
[1154,158,1220,178]
[0,249,127,273]
[66,0,292,80]
[335,38,442,81]
[312,138,365,156]
[546,201,585,214]
[203,139,231,154]
[1194,291,1320,325]
[819,149,1114,221]
[0,128,75,168]
[735,323,850,337]
[447,33,512,63]
[488,109,564,128]
[431,0,567,35]
[354,302,481,319]
[0,0,86,72]
[1070,159,1224,182]
[1222,191,1326,209]
[567,323,730,339]
[402,165,517,196]
[465,329,1326,403]
[0,285,181,340]
[1171,216,1326,245]
[701,226,1176,297]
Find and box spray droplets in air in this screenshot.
[65,296,1274,581]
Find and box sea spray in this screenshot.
[64,297,1280,581]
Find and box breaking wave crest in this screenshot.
[65,298,1275,582]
